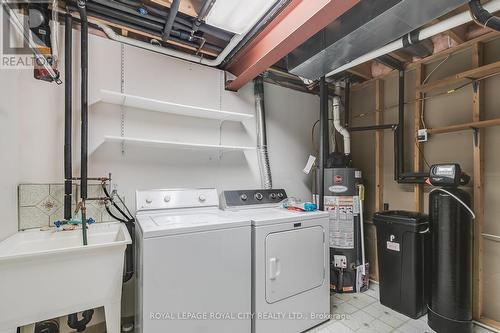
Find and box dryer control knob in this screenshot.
[240,194,248,201]
[277,192,284,199]
[199,194,206,202]
[145,198,153,204]
[164,195,171,203]
[255,193,263,201]
[270,193,277,200]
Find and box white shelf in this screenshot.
[98,89,254,122]
[103,136,255,152]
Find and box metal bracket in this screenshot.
[473,128,479,147]
[472,80,479,93]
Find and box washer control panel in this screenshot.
[221,189,287,209]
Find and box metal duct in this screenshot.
[254,76,272,189]
[287,0,468,80]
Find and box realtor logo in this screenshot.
[1,0,52,70]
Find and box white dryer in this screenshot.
[135,188,251,333]
[221,189,330,333]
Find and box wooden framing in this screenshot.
[427,118,500,134]
[472,42,485,321]
[372,79,384,281]
[417,60,500,94]
[149,0,198,17]
[414,63,424,212]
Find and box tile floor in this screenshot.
[310,283,493,333]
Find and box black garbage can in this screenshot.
[373,210,430,319]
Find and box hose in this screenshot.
[430,188,476,219]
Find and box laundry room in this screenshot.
[0,0,500,333]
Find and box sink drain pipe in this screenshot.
[254,76,273,189]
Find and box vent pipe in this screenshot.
[254,76,272,189]
[332,96,350,156]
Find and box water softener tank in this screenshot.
[427,164,473,333]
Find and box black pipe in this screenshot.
[162,0,180,41]
[394,69,429,183]
[70,3,224,53]
[77,0,88,246]
[469,0,500,32]
[396,70,405,181]
[64,14,73,221]
[344,79,350,128]
[319,76,328,211]
[349,124,397,132]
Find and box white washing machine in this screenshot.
[221,189,330,333]
[135,188,251,333]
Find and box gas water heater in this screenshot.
[323,166,367,293]
[427,164,474,333]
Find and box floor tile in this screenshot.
[346,292,377,309]
[342,310,375,331]
[332,301,359,315]
[320,321,353,333]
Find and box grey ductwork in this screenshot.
[254,76,272,189]
[332,96,350,156]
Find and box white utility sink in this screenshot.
[0,222,131,333]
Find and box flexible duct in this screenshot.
[332,96,350,156]
[469,0,500,32]
[254,76,272,189]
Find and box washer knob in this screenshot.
[164,195,171,203]
[199,194,206,202]
[240,194,248,201]
[255,193,263,201]
[277,192,284,199]
[270,193,277,200]
[145,198,153,204]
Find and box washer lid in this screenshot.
[137,210,250,238]
[240,208,329,226]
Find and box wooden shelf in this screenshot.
[102,136,255,152]
[418,60,500,94]
[427,118,500,135]
[98,90,254,122]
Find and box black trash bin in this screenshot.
[373,210,430,319]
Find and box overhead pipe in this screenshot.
[332,96,350,156]
[254,76,272,189]
[326,0,500,77]
[469,0,500,32]
[95,0,233,41]
[318,76,329,211]
[64,13,73,221]
[162,0,180,41]
[77,0,89,245]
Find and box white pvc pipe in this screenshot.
[332,96,351,155]
[95,20,245,67]
[326,0,500,77]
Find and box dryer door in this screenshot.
[265,225,326,303]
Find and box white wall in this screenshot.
[0,30,319,325]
